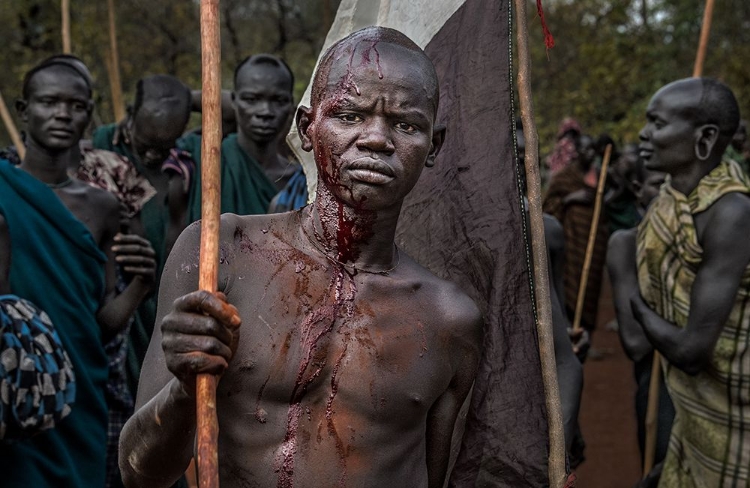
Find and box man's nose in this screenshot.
[255,101,273,118]
[53,102,72,120]
[639,125,649,142]
[356,117,394,154]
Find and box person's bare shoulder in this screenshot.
[607,228,637,267]
[403,257,483,351]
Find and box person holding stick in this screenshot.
[0,58,156,487]
[119,26,482,488]
[543,134,609,336]
[629,78,750,487]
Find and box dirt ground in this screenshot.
[573,273,643,488]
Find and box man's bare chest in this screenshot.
[219,260,452,423]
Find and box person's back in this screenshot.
[632,78,750,487]
[120,27,482,488]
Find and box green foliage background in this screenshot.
[526,0,750,155]
[0,0,748,153]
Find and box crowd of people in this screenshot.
[0,24,749,488]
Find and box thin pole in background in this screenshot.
[107,0,126,122]
[572,144,612,332]
[62,0,71,53]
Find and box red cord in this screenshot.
[536,0,555,49]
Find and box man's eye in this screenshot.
[338,114,362,123]
[396,122,417,133]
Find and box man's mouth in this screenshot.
[347,158,395,185]
[48,127,74,137]
[639,147,653,160]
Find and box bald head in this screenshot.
[656,78,740,143]
[133,75,191,127]
[310,27,439,117]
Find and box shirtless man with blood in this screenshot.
[119,27,482,488]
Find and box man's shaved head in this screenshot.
[657,78,740,143]
[133,74,192,127]
[310,26,439,117]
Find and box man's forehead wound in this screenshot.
[311,36,438,112]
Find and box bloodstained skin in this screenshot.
[274,37,389,488]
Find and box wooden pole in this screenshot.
[107,0,126,122]
[643,352,662,476]
[61,0,71,54]
[572,144,612,332]
[0,91,25,161]
[643,2,716,474]
[513,0,567,485]
[197,0,222,487]
[692,0,715,78]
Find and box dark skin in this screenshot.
[627,79,750,375]
[120,34,482,488]
[114,90,192,256]
[563,135,598,206]
[518,127,583,442]
[607,169,665,362]
[234,62,298,190]
[3,66,156,342]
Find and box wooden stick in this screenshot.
[107,0,126,122]
[0,90,25,161]
[61,0,71,54]
[513,0,567,485]
[196,0,222,487]
[572,144,612,332]
[692,0,715,78]
[643,351,662,476]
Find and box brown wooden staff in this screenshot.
[643,0,716,476]
[106,0,126,122]
[0,90,25,161]
[692,0,715,78]
[197,0,222,486]
[61,0,71,54]
[513,0,567,485]
[572,144,612,332]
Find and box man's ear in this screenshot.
[15,99,28,123]
[426,124,446,168]
[296,106,314,152]
[695,124,720,161]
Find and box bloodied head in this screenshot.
[296,27,445,211]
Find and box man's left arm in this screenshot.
[425,293,482,488]
[632,193,750,375]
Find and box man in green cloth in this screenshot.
[179,54,299,223]
[629,78,750,487]
[93,75,193,396]
[0,59,155,487]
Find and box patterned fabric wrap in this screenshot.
[269,166,308,213]
[0,295,75,440]
[76,146,157,218]
[637,159,750,487]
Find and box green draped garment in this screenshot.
[178,132,278,223]
[0,160,108,487]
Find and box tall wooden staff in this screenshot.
[642,0,716,477]
[196,0,222,486]
[106,0,126,122]
[572,144,612,332]
[513,0,566,485]
[0,91,25,161]
[61,0,71,53]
